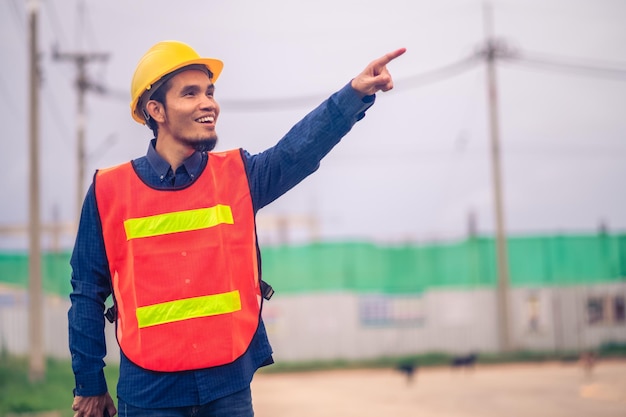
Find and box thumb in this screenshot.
[372,72,394,92]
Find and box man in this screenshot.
[69,40,405,417]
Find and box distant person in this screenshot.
[68,40,405,417]
[580,350,597,378]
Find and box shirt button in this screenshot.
[181,251,187,256]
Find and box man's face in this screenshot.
[158,69,220,152]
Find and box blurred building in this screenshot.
[0,232,625,362]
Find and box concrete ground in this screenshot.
[251,359,626,417]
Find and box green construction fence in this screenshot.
[1,233,625,297]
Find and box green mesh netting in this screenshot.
[1,234,624,297]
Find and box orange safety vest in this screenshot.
[95,149,261,372]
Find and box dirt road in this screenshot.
[252,360,626,417]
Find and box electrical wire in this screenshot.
[0,1,29,138]
[99,86,127,102]
[218,88,329,112]
[82,2,110,82]
[393,55,482,92]
[0,75,21,119]
[219,55,481,112]
[25,0,74,145]
[8,0,25,33]
[41,86,73,146]
[510,50,626,81]
[322,143,626,162]
[96,44,623,120]
[75,0,85,51]
[82,2,101,51]
[43,0,69,48]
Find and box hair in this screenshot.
[145,80,171,137]
[143,65,214,138]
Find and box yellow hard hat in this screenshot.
[130,40,224,124]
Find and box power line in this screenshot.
[52,46,110,222]
[394,55,482,91]
[220,92,328,112]
[82,1,102,51]
[98,85,129,102]
[43,0,69,47]
[218,55,481,112]
[512,50,626,81]
[4,0,74,142]
[41,86,73,145]
[0,74,21,118]
[8,0,25,33]
[94,40,626,114]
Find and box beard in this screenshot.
[179,136,218,153]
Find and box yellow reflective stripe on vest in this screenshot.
[136,290,242,328]
[124,205,234,240]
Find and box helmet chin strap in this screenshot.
[142,108,151,123]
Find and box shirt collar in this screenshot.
[146,138,204,180]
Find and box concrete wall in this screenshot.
[0,284,118,362]
[1,282,624,364]
[262,283,626,361]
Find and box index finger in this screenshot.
[373,48,407,68]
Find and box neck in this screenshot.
[154,134,194,171]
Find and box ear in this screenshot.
[145,100,166,124]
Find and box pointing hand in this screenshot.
[351,48,407,97]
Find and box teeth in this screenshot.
[196,116,214,123]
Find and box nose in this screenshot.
[200,97,219,118]
[200,94,217,109]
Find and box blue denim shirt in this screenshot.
[68,82,375,407]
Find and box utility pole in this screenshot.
[52,48,109,226]
[27,0,44,382]
[481,2,513,352]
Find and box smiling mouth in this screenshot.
[195,116,215,123]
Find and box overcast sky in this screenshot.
[1,0,625,249]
